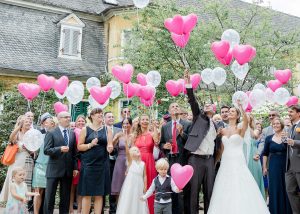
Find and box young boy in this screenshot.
[141,158,180,214]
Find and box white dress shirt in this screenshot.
[142,175,179,203]
[192,119,216,155]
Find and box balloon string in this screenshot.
[37,92,46,125]
[27,100,31,112]
[126,84,129,118]
[137,8,140,29]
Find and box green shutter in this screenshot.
[71,101,89,121]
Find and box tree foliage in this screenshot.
[123,0,300,112]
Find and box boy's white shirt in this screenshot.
[142,174,180,203]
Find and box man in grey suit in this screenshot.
[286,105,300,213]
[160,102,191,214]
[184,70,221,214]
[104,111,122,214]
[44,111,78,214]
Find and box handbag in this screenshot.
[1,143,19,166]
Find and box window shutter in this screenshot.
[71,30,81,56]
[71,101,89,121]
[63,28,71,55]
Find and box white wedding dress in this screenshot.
[208,134,270,214]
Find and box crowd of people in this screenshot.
[0,70,299,214]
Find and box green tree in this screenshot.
[124,0,300,113]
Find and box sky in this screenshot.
[241,0,300,17]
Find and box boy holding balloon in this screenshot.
[141,158,181,214]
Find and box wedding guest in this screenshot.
[179,108,188,120]
[114,108,131,128]
[70,122,76,129]
[262,117,292,214]
[0,116,34,202]
[160,103,191,214]
[220,105,230,126]
[286,105,300,213]
[187,111,193,122]
[243,114,265,198]
[77,108,113,214]
[69,115,86,214]
[116,147,148,214]
[104,111,122,214]
[44,111,78,214]
[212,114,222,124]
[142,158,180,214]
[32,113,54,214]
[5,167,39,214]
[111,118,133,201]
[284,116,292,129]
[184,70,221,214]
[132,114,159,214]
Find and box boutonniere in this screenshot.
[295,127,300,133]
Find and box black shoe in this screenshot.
[73,202,78,210]
[198,205,204,210]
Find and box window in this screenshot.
[71,101,89,121]
[58,14,85,60]
[121,29,132,56]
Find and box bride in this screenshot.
[208,103,269,214]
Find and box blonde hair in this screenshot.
[155,158,169,170]
[129,146,140,158]
[11,167,25,179]
[133,114,149,139]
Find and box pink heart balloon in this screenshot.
[164,15,184,35]
[123,82,137,98]
[53,76,69,95]
[139,85,155,101]
[53,101,68,114]
[171,163,194,189]
[90,86,112,105]
[111,64,134,84]
[246,102,252,112]
[274,69,292,84]
[17,83,41,101]
[137,73,147,86]
[140,97,154,107]
[166,80,183,97]
[232,44,256,65]
[171,32,190,48]
[211,40,230,59]
[286,96,298,107]
[190,73,202,89]
[216,50,233,66]
[267,80,283,92]
[37,74,56,92]
[182,13,198,34]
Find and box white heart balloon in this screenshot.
[55,90,66,99]
[213,67,227,86]
[146,70,161,87]
[253,83,266,91]
[274,88,290,105]
[107,80,121,100]
[88,95,109,109]
[221,29,240,49]
[232,91,249,110]
[201,68,214,84]
[265,88,275,103]
[66,81,84,104]
[231,60,249,80]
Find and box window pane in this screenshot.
[71,30,80,56]
[63,28,71,55]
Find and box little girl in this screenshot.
[116,146,149,214]
[5,167,39,214]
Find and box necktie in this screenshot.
[63,129,68,146]
[290,124,297,138]
[172,121,178,153]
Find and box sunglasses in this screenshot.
[124,111,131,113]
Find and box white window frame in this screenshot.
[58,14,85,60]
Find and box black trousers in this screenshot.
[44,176,72,214]
[187,154,215,214]
[109,159,117,214]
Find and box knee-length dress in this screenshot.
[262,135,292,214]
[32,140,49,188]
[135,132,157,214]
[5,182,28,214]
[78,127,110,196]
[0,132,34,202]
[111,138,127,195]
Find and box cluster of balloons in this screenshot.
[111,64,161,107]
[165,73,201,97]
[201,67,226,86]
[232,77,297,111]
[211,29,256,80]
[164,13,198,48]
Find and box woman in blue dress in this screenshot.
[262,118,292,214]
[77,108,113,214]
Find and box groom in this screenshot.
[286,105,300,213]
[184,70,221,214]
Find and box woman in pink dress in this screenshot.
[132,114,159,214]
[69,115,86,214]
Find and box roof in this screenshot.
[0,3,106,79]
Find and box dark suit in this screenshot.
[44,127,77,214]
[160,119,191,214]
[286,123,300,213]
[114,121,122,129]
[185,87,220,214]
